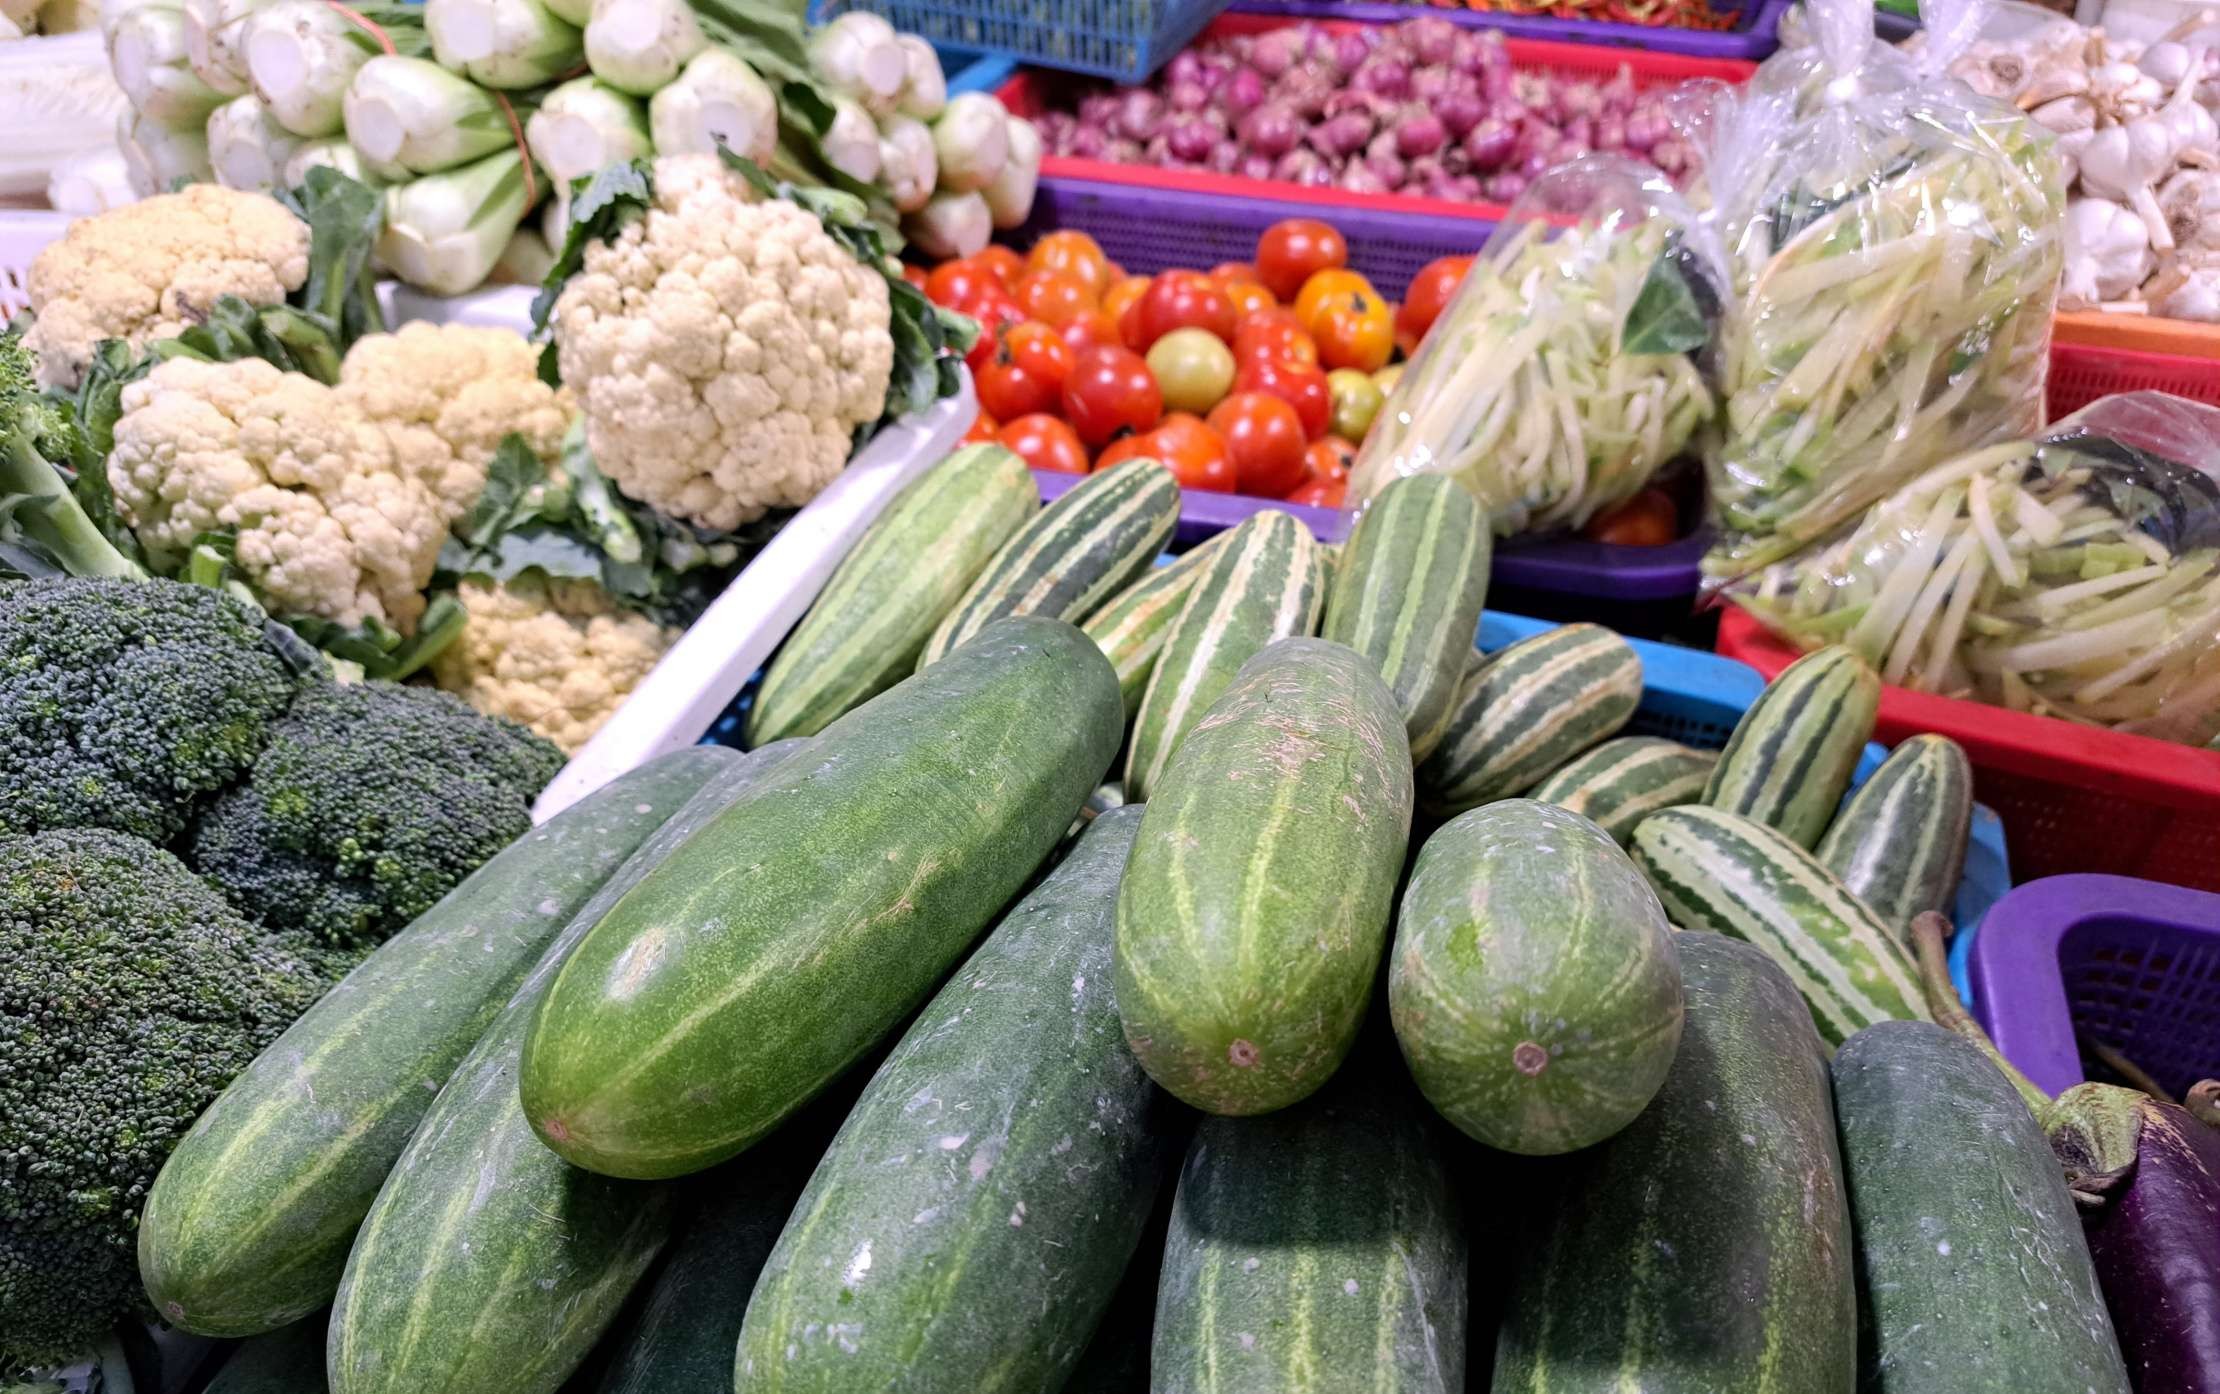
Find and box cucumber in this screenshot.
[1831,1021,2131,1394]
[1814,734,1972,934]
[204,1316,327,1393]
[327,741,807,1394]
[1703,645,1879,848]
[919,459,1178,670]
[1527,736,1718,846]
[736,807,1179,1392]
[1124,510,1322,802]
[1418,623,1641,814]
[522,618,1123,1180]
[1630,805,1930,1047]
[1080,533,1226,720]
[1491,934,1856,1394]
[137,747,741,1339]
[1389,800,1683,1155]
[1322,473,1491,763]
[747,444,1036,745]
[1116,638,1413,1116]
[1151,1063,1468,1393]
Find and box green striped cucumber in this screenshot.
[747,444,1035,745]
[1389,800,1683,1156]
[1116,638,1413,1115]
[523,618,1123,1180]
[1322,473,1491,763]
[1528,737,1718,846]
[1123,510,1322,802]
[204,1316,327,1393]
[1080,533,1227,720]
[1631,806,1929,1048]
[918,459,1178,670]
[736,807,1178,1391]
[1492,934,1855,1394]
[326,741,806,1394]
[1418,624,1642,814]
[137,747,740,1339]
[1152,1063,1468,1393]
[1815,734,1972,934]
[1704,645,1880,848]
[1831,1021,2131,1394]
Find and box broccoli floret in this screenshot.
[186,682,565,954]
[0,827,331,1371]
[0,577,322,844]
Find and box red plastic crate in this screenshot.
[2047,341,2220,419]
[1715,606,2220,892]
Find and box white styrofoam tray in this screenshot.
[532,380,978,821]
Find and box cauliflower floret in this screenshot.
[431,574,679,753]
[21,184,311,390]
[337,321,576,521]
[107,358,447,631]
[550,154,895,533]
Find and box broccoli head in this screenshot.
[186,681,565,954]
[0,828,331,1371]
[0,577,324,844]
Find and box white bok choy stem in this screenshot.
[983,113,1040,229]
[118,105,212,194]
[110,2,228,124]
[525,75,649,184]
[905,187,989,259]
[809,10,902,114]
[343,53,522,174]
[206,91,305,188]
[378,145,538,295]
[647,47,774,162]
[894,33,943,121]
[822,95,881,183]
[242,0,419,138]
[426,0,583,90]
[932,90,1009,193]
[582,0,702,96]
[283,134,389,186]
[876,112,935,213]
[182,0,275,97]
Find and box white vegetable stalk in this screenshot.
[242,0,374,137]
[904,186,989,259]
[582,0,702,97]
[496,224,556,282]
[118,104,211,194]
[206,90,304,188]
[931,90,1008,193]
[111,2,227,124]
[893,32,943,121]
[541,185,568,245]
[378,144,537,295]
[982,112,1039,229]
[809,11,902,114]
[47,144,138,214]
[647,47,775,163]
[875,110,935,213]
[283,133,387,185]
[343,53,519,174]
[525,75,649,184]
[97,0,170,41]
[822,94,881,183]
[182,0,274,98]
[426,0,583,91]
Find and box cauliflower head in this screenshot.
[431,574,678,753]
[21,184,311,390]
[551,154,895,533]
[338,321,576,522]
[107,358,448,632]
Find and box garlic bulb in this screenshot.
[2062,196,2155,307]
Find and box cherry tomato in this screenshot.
[1145,326,1237,415]
[926,257,994,311]
[1025,230,1115,300]
[1209,261,1260,285]
[1063,346,1163,448]
[1325,367,1385,442]
[900,262,930,292]
[1292,269,1374,338]
[1014,269,1097,328]
[975,244,1025,288]
[1582,488,1680,547]
[1396,255,1472,354]
[1059,308,1122,357]
[1004,321,1073,389]
[1133,271,1237,352]
[1207,392,1309,498]
[1233,355,1331,441]
[962,410,999,444]
[1311,282,1395,373]
[961,289,1025,374]
[1255,219,1349,302]
[1093,433,1157,473]
[976,322,1072,421]
[1148,412,1237,492]
[1223,279,1277,319]
[1118,292,1149,352]
[1101,274,1150,326]
[1233,308,1319,369]
[1285,475,1348,509]
[1304,435,1354,485]
[998,413,1089,475]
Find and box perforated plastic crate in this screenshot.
[819,0,1232,81]
[2047,341,2220,418]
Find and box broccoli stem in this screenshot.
[1,425,146,581]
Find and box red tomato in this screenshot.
[926,257,994,310]
[1059,309,1122,357]
[1304,436,1354,485]
[1206,392,1309,498]
[998,413,1089,475]
[1004,321,1073,389]
[1101,274,1151,328]
[1397,255,1472,353]
[975,244,1024,288]
[961,289,1025,374]
[1233,356,1331,440]
[1310,282,1395,373]
[976,321,1074,421]
[1285,476,1347,509]
[1118,292,1148,352]
[1132,271,1237,353]
[1013,269,1097,328]
[1148,412,1237,492]
[1223,279,1276,319]
[1062,346,1163,448]
[1255,219,1349,302]
[1025,231,1115,300]
[1093,433,1156,472]
[962,409,998,444]
[1233,308,1319,369]
[900,262,930,292]
[1582,488,1680,546]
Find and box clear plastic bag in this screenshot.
[1727,391,2220,746]
[1345,154,1719,538]
[1700,0,2067,583]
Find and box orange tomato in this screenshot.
[1233,355,1331,440]
[1148,412,1237,492]
[1310,283,1394,373]
[1292,269,1375,337]
[1014,270,1097,328]
[1093,433,1157,473]
[1285,475,1347,509]
[1304,436,1354,485]
[1232,308,1319,370]
[1255,219,1349,302]
[1206,392,1309,498]
[998,413,1088,475]
[1396,255,1472,354]
[974,244,1025,288]
[1059,308,1122,358]
[1025,230,1115,300]
[1222,279,1277,319]
[1582,488,1680,546]
[962,409,998,444]
[925,257,995,311]
[1101,274,1151,329]
[1209,261,1260,285]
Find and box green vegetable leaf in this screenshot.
[279,598,465,681]
[281,166,388,348]
[533,160,655,333]
[1622,235,1719,359]
[156,295,349,385]
[2039,431,2220,554]
[452,434,556,551]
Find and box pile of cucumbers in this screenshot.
[146,449,2135,1394]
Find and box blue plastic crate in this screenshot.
[818,0,1232,82]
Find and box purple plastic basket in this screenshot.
[1031,469,1703,599]
[1968,874,2220,1100]
[1227,0,1785,60]
[1010,177,1497,297]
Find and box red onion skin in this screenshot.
[1595,115,1627,153]
[1112,90,1165,143]
[1485,170,1529,202]
[1167,79,1210,113]
[1339,163,1390,194]
[1437,92,1485,140]
[1426,168,1479,202]
[1249,28,1304,79]
[1309,110,1375,160]
[1406,16,1457,66]
[1410,67,1453,103]
[1238,152,1275,181]
[1078,92,1119,126]
[1106,137,1143,163]
[1166,50,1204,88]
[1462,117,1516,172]
[1353,61,1412,101]
[1481,63,1514,105]
[1166,115,1217,162]
[1364,131,1408,188]
[1331,30,1374,73]
[1623,110,1667,154]
[1221,67,1265,119]
[1405,155,1445,190]
[1275,148,1333,187]
[1206,139,1241,173]
[1237,103,1302,159]
[1562,115,1595,149]
[1066,125,1109,160]
[1395,111,1448,160]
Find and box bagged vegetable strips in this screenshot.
[1730,391,2220,746]
[1701,0,2066,582]
[1347,155,1719,536]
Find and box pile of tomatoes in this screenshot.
[910,221,1473,510]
